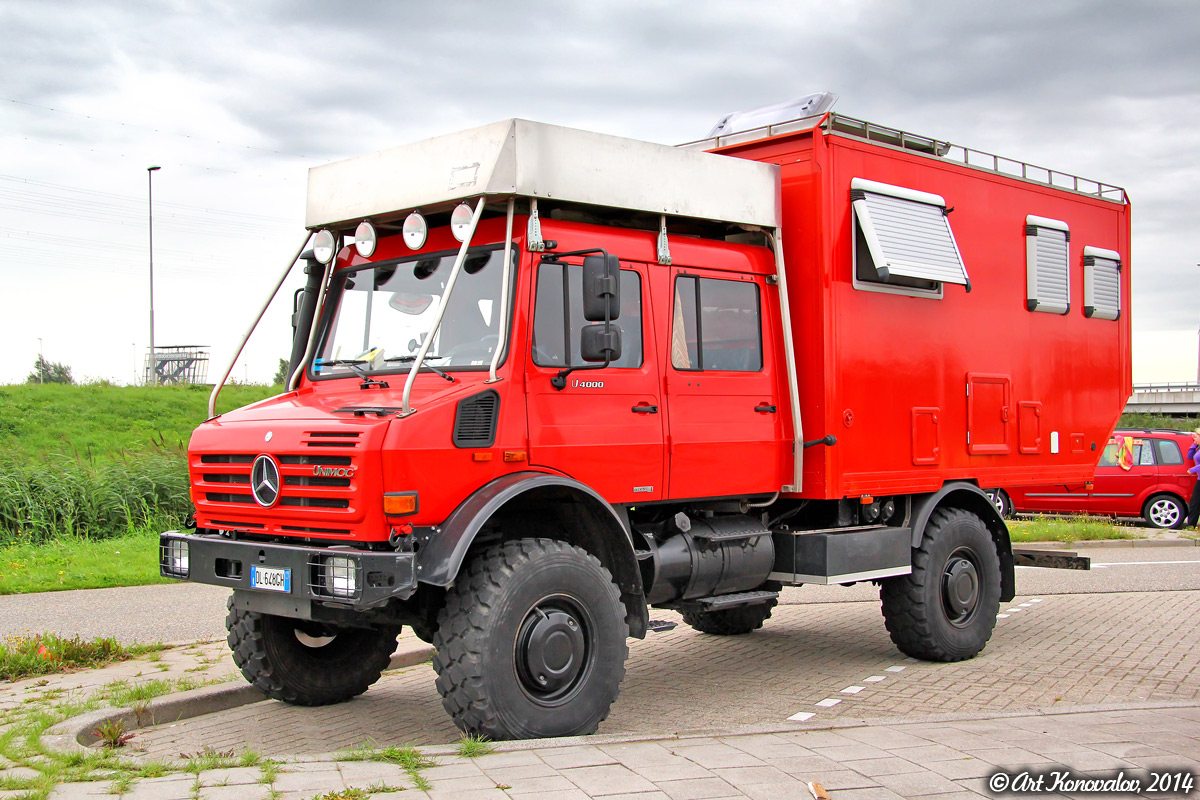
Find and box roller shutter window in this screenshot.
[850,177,971,290]
[1026,215,1070,314]
[1083,246,1121,320]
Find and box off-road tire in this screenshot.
[432,539,629,740]
[681,582,780,635]
[225,595,398,706]
[879,508,1001,662]
[1143,493,1186,530]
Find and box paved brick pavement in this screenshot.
[6,586,1197,799]
[131,589,1200,757]
[43,704,1200,799]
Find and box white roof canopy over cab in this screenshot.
[306,118,781,230]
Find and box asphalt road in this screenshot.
[1,544,1197,645]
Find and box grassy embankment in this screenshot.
[0,382,278,596]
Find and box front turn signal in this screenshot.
[383,492,419,516]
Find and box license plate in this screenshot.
[250,565,291,593]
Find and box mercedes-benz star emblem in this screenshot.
[251,454,281,508]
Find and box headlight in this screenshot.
[322,555,358,598]
[161,539,189,578]
[354,221,377,257]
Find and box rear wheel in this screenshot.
[879,508,1001,661]
[225,596,398,705]
[432,539,628,740]
[1143,494,1186,529]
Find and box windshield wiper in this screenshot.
[313,359,389,389]
[386,355,455,383]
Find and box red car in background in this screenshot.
[991,429,1197,529]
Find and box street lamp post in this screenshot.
[148,165,161,385]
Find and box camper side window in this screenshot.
[848,179,969,299]
[671,276,763,372]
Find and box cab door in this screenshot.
[525,259,665,502]
[664,267,783,499]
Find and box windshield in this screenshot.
[313,245,512,377]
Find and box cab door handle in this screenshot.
[754,404,777,413]
[632,404,658,414]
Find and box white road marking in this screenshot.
[1090,560,1200,567]
[841,686,864,694]
[815,698,841,707]
[997,613,1010,618]
[788,711,815,722]
[885,666,906,673]
[1029,598,1043,602]
[1005,607,1023,612]
[864,676,885,682]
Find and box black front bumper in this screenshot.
[159,531,418,617]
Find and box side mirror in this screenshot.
[580,324,622,363]
[582,254,621,322]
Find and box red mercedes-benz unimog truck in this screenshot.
[161,98,1131,740]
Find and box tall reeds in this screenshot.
[0,450,189,543]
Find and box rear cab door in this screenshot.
[663,266,785,499]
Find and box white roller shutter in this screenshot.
[850,178,970,287]
[1026,216,1070,314]
[1084,246,1121,320]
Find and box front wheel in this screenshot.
[1143,493,1186,530]
[225,596,399,706]
[432,539,629,740]
[879,508,1001,662]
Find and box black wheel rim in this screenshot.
[514,594,592,705]
[941,546,981,627]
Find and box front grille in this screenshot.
[196,446,359,526]
[280,496,350,509]
[206,492,253,504]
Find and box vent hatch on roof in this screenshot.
[453,390,500,448]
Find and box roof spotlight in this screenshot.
[312,229,337,264]
[354,221,378,257]
[450,202,474,242]
[403,212,428,250]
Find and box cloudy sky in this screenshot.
[2,0,1197,386]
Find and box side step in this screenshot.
[680,589,779,613]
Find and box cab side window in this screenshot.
[532,262,643,369]
[671,276,762,372]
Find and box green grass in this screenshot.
[0,382,278,545]
[455,734,495,758]
[0,529,173,594]
[0,633,160,682]
[1007,516,1143,543]
[0,382,280,461]
[1118,412,1195,432]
